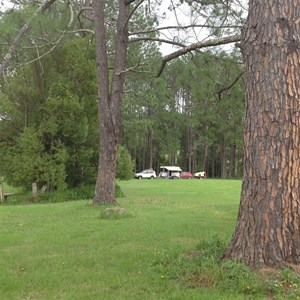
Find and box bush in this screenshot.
[1,183,124,205]
[116,145,134,180]
[38,185,95,203]
[115,183,124,198]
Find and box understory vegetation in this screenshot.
[0,183,124,205]
[1,180,299,299]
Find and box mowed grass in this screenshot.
[0,179,273,299]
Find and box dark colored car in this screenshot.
[180,172,193,179]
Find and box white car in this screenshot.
[134,169,156,179]
[194,171,206,179]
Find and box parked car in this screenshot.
[194,171,206,179]
[134,169,156,179]
[180,172,193,179]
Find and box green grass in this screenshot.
[0,179,299,299]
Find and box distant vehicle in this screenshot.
[134,169,156,179]
[159,166,182,179]
[180,172,193,179]
[194,171,206,179]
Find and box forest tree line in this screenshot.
[0,2,245,191]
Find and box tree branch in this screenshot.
[0,0,58,75]
[124,0,138,5]
[116,62,149,75]
[125,0,144,28]
[41,0,57,13]
[156,34,242,77]
[129,24,242,36]
[129,36,186,47]
[77,7,93,32]
[16,1,74,68]
[216,71,244,102]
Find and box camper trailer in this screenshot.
[159,166,182,179]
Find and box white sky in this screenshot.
[158,1,202,55]
[158,0,248,55]
[0,0,247,56]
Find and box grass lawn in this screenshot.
[0,179,297,299]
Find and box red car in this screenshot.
[180,172,193,179]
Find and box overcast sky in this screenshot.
[0,0,247,56]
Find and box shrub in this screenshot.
[1,183,124,205]
[116,145,134,180]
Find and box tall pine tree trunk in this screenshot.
[147,128,153,169]
[93,0,129,205]
[220,135,227,178]
[224,0,300,267]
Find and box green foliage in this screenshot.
[115,183,125,198]
[1,127,68,190]
[0,3,72,68]
[65,146,97,187]
[116,145,134,180]
[38,185,95,203]
[42,82,86,139]
[1,183,124,205]
[0,34,98,190]
[123,50,245,175]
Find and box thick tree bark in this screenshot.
[93,0,129,205]
[224,0,300,267]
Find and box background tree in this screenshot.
[158,51,244,177]
[122,37,165,172]
[116,145,134,180]
[0,5,98,190]
[92,0,130,205]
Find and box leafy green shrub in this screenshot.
[115,183,124,198]
[38,185,94,203]
[116,145,134,180]
[0,191,33,205]
[1,183,124,205]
